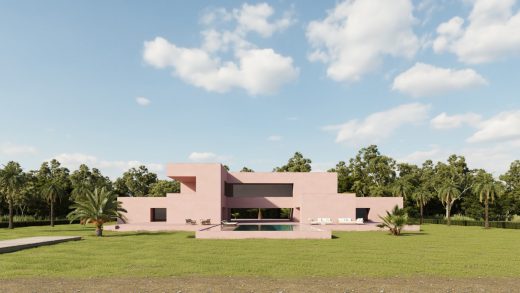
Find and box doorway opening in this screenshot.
[229,208,293,220]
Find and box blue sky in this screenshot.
[1,0,520,178]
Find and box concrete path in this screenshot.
[0,236,81,254]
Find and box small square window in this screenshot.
[151,208,167,222]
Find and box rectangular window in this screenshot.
[225,183,293,197]
[356,208,370,220]
[151,208,167,222]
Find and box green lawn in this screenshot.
[0,224,519,279]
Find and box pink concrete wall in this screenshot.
[300,194,357,224]
[118,197,169,223]
[118,164,224,224]
[227,172,338,195]
[355,197,403,221]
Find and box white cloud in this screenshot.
[306,0,419,82]
[234,3,294,37]
[0,142,38,156]
[310,162,334,172]
[397,145,449,165]
[462,142,520,175]
[397,144,518,175]
[200,8,233,25]
[431,112,482,129]
[267,135,283,141]
[136,96,151,106]
[467,110,520,143]
[392,63,487,97]
[324,103,430,144]
[433,0,520,63]
[143,3,298,95]
[52,153,164,175]
[188,152,230,163]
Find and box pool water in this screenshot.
[233,224,295,231]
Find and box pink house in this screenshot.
[119,163,403,225]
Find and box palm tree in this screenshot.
[391,178,412,199]
[67,187,127,236]
[411,189,433,225]
[438,182,461,226]
[377,205,408,236]
[474,174,503,229]
[0,162,25,229]
[71,182,89,200]
[42,179,63,227]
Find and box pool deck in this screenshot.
[105,223,209,232]
[106,221,420,233]
[0,236,82,254]
[196,223,332,239]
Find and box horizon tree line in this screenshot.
[1,145,519,229]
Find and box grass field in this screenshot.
[1,224,519,279]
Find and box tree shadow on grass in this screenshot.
[102,231,181,238]
[331,232,427,239]
[38,228,95,232]
[398,232,428,237]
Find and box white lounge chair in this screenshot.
[338,218,356,224]
[321,218,333,225]
[308,218,320,225]
[221,220,238,226]
[356,218,365,224]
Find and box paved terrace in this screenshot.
[0,236,82,254]
[105,221,420,233]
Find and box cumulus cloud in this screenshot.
[467,110,520,143]
[324,103,430,144]
[462,142,520,175]
[397,145,449,165]
[143,3,298,95]
[267,135,282,141]
[431,112,482,129]
[433,0,520,63]
[0,142,38,156]
[392,63,487,97]
[135,96,151,106]
[188,152,230,163]
[52,153,164,174]
[306,0,419,82]
[397,144,518,175]
[234,3,294,37]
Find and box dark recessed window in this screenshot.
[151,208,167,222]
[225,183,293,197]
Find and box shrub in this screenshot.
[450,214,476,221]
[510,215,520,223]
[377,205,408,236]
[0,215,45,222]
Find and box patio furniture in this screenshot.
[338,218,356,224]
[201,219,211,225]
[221,220,238,226]
[185,219,197,225]
[308,218,320,225]
[356,218,365,224]
[320,218,333,225]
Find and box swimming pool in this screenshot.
[233,224,294,231]
[196,223,331,239]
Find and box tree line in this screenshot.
[272,146,520,227]
[0,161,179,228]
[1,144,519,229]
